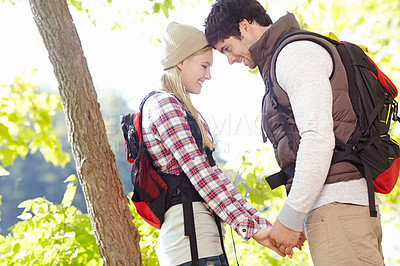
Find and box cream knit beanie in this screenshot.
[161,22,209,70]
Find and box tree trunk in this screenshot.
[28,0,142,265]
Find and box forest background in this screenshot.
[0,0,399,265]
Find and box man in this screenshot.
[204,0,384,265]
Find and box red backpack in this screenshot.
[120,91,227,265]
[120,91,168,228]
[265,30,400,217]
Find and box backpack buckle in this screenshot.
[271,97,277,108]
[171,187,181,197]
[392,101,400,122]
[352,143,364,152]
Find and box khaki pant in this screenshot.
[304,202,384,266]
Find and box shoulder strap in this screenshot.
[269,29,337,87]
[138,90,158,139]
[180,176,200,265]
[267,30,339,150]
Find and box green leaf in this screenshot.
[67,0,83,12]
[62,186,77,207]
[0,123,11,140]
[152,3,160,14]
[32,202,40,215]
[248,189,267,205]
[111,23,122,31]
[12,242,20,253]
[0,166,10,176]
[40,203,49,215]
[161,5,169,18]
[0,74,70,167]
[18,199,34,213]
[64,174,77,184]
[0,148,17,166]
[66,206,77,218]
[246,172,257,188]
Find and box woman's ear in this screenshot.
[177,61,184,70]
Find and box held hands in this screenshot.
[252,227,287,257]
[269,219,306,257]
[251,220,306,258]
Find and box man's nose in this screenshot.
[227,54,236,65]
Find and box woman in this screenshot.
[140,21,284,266]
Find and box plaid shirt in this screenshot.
[142,92,271,240]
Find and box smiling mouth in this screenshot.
[238,57,247,65]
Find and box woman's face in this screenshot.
[178,49,213,94]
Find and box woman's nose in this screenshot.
[205,68,211,80]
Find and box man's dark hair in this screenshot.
[204,0,273,47]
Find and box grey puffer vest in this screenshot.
[250,13,363,190]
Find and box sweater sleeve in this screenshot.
[275,40,335,231]
[149,93,271,240]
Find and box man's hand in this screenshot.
[270,219,304,255]
[251,227,289,258]
[298,232,307,250]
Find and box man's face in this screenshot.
[214,35,257,69]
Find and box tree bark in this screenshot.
[28,0,142,265]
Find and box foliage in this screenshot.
[0,177,157,266]
[128,197,160,266]
[0,175,103,266]
[1,0,16,4]
[0,71,70,176]
[0,88,134,234]
[64,0,212,32]
[0,195,2,223]
[223,148,312,265]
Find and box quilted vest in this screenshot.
[250,14,363,190]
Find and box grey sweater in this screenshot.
[275,40,381,231]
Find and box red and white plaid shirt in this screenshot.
[141,92,271,240]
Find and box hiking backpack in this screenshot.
[264,30,400,217]
[120,91,227,265]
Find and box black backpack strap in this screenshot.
[365,165,378,217]
[205,147,216,167]
[181,176,200,266]
[180,176,229,265]
[267,83,295,149]
[362,154,378,217]
[265,163,295,190]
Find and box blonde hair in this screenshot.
[160,46,215,151]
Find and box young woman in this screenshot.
[140,21,284,266]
